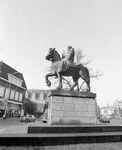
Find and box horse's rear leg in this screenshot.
[79,68,90,92]
[87,84,91,92]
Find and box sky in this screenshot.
[0,0,122,107]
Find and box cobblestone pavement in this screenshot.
[0,143,122,150]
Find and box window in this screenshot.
[25,91,29,99]
[0,86,5,96]
[15,91,19,100]
[19,93,23,101]
[10,90,15,99]
[32,92,36,100]
[5,88,10,98]
[8,74,23,87]
[40,92,44,99]
[36,93,40,99]
[28,92,32,98]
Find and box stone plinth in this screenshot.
[47,90,97,125]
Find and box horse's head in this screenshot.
[45,48,61,62]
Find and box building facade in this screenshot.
[0,61,27,117]
[25,89,48,113]
[113,99,122,117]
[100,104,114,117]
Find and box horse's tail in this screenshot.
[84,67,90,85]
[79,66,90,91]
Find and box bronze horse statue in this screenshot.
[45,48,90,92]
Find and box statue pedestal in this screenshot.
[47,90,97,125]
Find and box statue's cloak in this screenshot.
[51,58,82,74]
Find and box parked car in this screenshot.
[20,114,36,122]
[99,117,110,123]
[42,118,48,123]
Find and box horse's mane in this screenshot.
[53,50,61,61]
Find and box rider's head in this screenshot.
[67,46,72,51]
[49,48,53,51]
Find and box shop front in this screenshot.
[7,102,22,118]
[0,99,22,118]
[0,101,5,117]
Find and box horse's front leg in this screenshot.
[45,73,55,87]
[56,72,62,90]
[70,77,78,91]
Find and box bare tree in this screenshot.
[61,48,103,91]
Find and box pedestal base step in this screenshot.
[1,125,122,146]
[28,125,122,134]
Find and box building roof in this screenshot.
[0,61,27,89]
[27,89,48,93]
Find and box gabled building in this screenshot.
[0,61,27,117]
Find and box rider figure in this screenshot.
[66,46,75,63]
[62,46,75,63]
[54,46,75,78]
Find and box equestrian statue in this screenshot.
[45,46,90,92]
